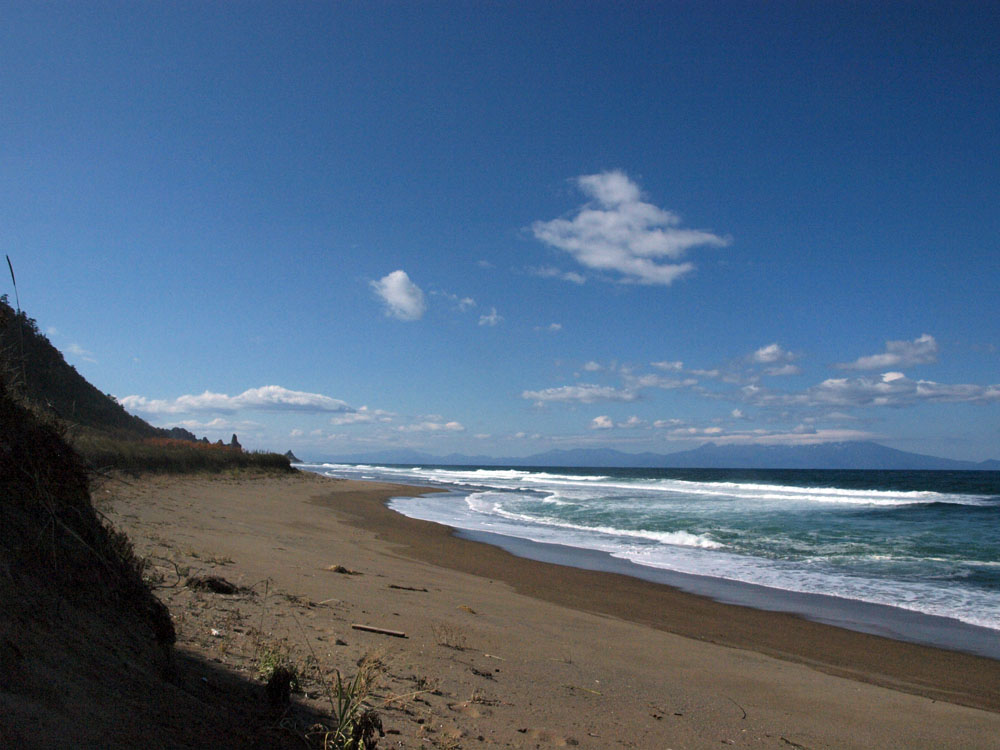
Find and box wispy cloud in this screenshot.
[522,384,639,405]
[396,420,465,433]
[749,343,801,376]
[173,417,263,432]
[330,406,394,426]
[740,372,1000,408]
[431,289,476,311]
[478,307,503,326]
[371,270,426,321]
[651,360,683,371]
[528,266,587,284]
[624,373,698,390]
[534,322,562,333]
[120,385,352,415]
[836,334,938,370]
[531,170,730,285]
[660,426,878,445]
[67,342,96,363]
[589,415,646,430]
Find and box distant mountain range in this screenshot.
[318,442,1000,471]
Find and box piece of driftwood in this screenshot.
[388,584,428,592]
[351,623,407,638]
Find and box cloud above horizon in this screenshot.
[120,385,352,415]
[523,383,639,405]
[172,417,263,432]
[836,334,938,370]
[531,170,730,285]
[749,343,801,376]
[396,420,465,433]
[329,406,394,426]
[740,371,1000,409]
[371,269,427,321]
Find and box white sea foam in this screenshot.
[385,491,1000,630]
[461,492,724,549]
[312,462,1000,632]
[327,463,992,507]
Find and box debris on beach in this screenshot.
[351,623,408,638]
[185,574,240,594]
[326,564,362,575]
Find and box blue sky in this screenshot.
[3,2,998,461]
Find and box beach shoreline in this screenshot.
[102,471,1000,748]
[451,526,1000,660]
[310,474,1000,714]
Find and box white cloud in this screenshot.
[582,361,603,372]
[397,421,465,433]
[619,415,646,429]
[478,307,503,326]
[765,364,801,376]
[173,418,262,432]
[330,406,394,426]
[590,415,614,430]
[625,373,698,390]
[662,427,879,445]
[531,170,730,285]
[534,322,562,333]
[371,270,426,321]
[740,373,1000,409]
[432,290,476,311]
[836,334,938,370]
[752,343,792,364]
[651,360,683,371]
[529,266,587,284]
[654,418,685,428]
[522,384,639,405]
[290,429,304,437]
[749,343,801,377]
[67,342,96,363]
[119,385,351,415]
[731,409,746,419]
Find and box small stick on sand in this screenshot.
[351,623,407,638]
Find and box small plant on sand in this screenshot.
[432,623,467,651]
[257,644,293,680]
[309,653,386,750]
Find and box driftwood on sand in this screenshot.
[351,623,407,638]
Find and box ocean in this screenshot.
[302,462,1000,657]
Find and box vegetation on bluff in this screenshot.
[0,294,290,474]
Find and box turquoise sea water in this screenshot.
[304,462,1000,645]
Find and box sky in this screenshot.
[3,1,998,462]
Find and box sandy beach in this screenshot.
[101,470,1000,749]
